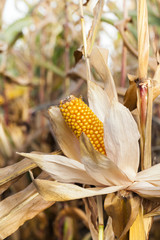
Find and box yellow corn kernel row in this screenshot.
[59,95,106,155]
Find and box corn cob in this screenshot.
[59,95,106,155]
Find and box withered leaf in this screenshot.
[104,191,141,240]
[0,172,54,239]
[0,158,36,194]
[87,0,104,56]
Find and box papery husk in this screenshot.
[129,205,145,240]
[90,46,117,101]
[0,158,36,194]
[80,133,131,186]
[0,172,54,239]
[104,191,141,240]
[18,151,99,186]
[31,177,124,202]
[48,106,81,161]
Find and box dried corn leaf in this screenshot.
[104,217,114,240]
[68,59,95,82]
[0,121,13,158]
[144,204,160,217]
[123,75,137,111]
[124,76,160,111]
[83,198,98,240]
[137,0,149,79]
[104,191,141,240]
[0,158,36,194]
[0,172,54,239]
[0,71,31,86]
[31,178,124,202]
[18,152,99,186]
[90,46,117,101]
[87,0,104,56]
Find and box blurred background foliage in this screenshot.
[1,0,160,239]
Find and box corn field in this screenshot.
[1,0,160,239]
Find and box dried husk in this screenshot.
[104,191,141,240]
[90,46,117,101]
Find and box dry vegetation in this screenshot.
[0,0,160,239]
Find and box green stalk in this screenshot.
[97,195,104,240]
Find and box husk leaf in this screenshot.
[104,191,141,240]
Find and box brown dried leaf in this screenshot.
[0,158,36,194]
[137,0,149,79]
[104,191,141,240]
[83,197,98,240]
[87,0,104,56]
[123,75,137,111]
[144,203,160,217]
[104,217,114,240]
[0,172,54,239]
[0,121,13,157]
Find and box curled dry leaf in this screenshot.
[86,0,104,56]
[104,217,114,240]
[83,197,98,240]
[0,172,54,239]
[68,59,95,82]
[124,75,137,111]
[0,121,13,158]
[0,71,32,86]
[144,204,160,217]
[0,158,36,194]
[104,191,141,240]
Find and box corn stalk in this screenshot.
[130,0,153,239]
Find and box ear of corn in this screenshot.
[59,95,106,155]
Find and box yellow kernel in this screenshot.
[59,95,106,155]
